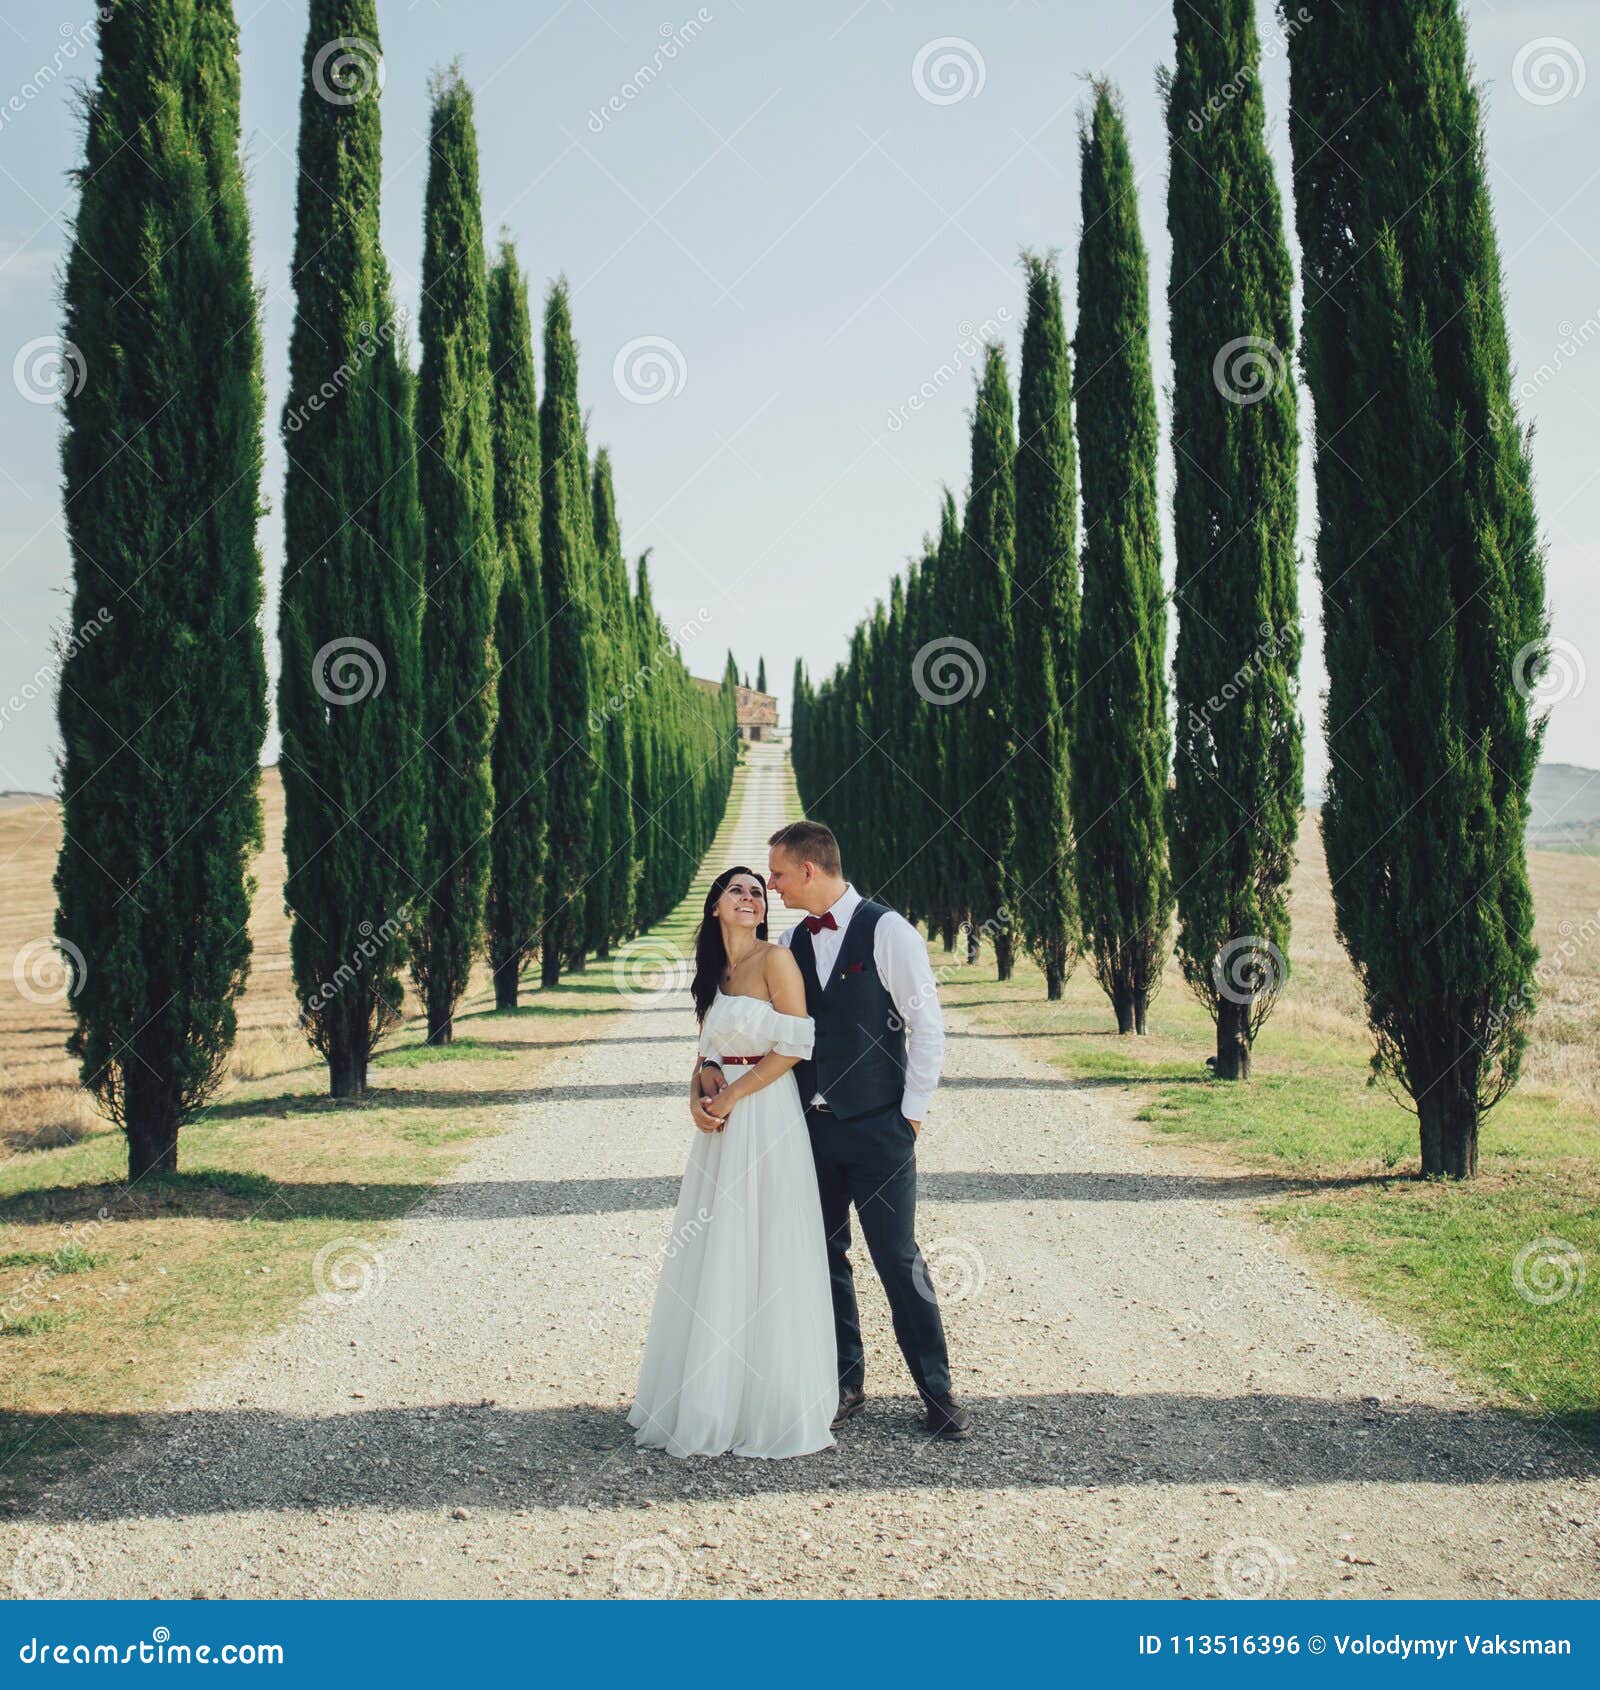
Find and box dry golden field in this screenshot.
[1275,816,1600,1108]
[3,766,298,1158]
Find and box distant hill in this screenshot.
[1307,762,1600,851]
[1528,762,1600,851]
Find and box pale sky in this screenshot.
[1,0,1596,797]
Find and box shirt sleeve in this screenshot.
[874,911,944,1121]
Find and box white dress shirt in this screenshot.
[776,883,945,1122]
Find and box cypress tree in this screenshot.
[630,552,663,926]
[878,580,912,909]
[279,0,422,1096]
[1013,252,1081,1000]
[930,492,970,956]
[539,279,596,984]
[409,66,497,1044]
[1286,0,1545,1176]
[900,556,933,928]
[590,448,638,954]
[1072,81,1172,1034]
[757,656,767,694]
[55,0,267,1178]
[953,346,1019,977]
[485,242,549,1010]
[791,657,807,760]
[1165,0,1303,1080]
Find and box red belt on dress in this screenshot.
[719,1055,760,1065]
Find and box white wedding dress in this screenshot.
[628,990,837,1459]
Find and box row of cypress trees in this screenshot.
[792,83,1180,1035]
[55,0,736,1178]
[794,0,1547,1179]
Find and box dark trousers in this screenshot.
[805,1099,952,1402]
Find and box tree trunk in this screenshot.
[965,923,979,965]
[994,930,1015,982]
[493,953,520,1011]
[1112,987,1135,1035]
[426,1001,453,1046]
[940,916,957,954]
[125,1110,179,1181]
[1418,1085,1479,1179]
[328,1040,367,1100]
[1213,997,1251,1080]
[1045,962,1064,1001]
[1132,988,1149,1035]
[540,947,561,988]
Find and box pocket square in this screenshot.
[840,960,866,977]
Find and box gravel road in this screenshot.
[5,740,1596,1600]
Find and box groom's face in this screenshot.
[766,845,816,914]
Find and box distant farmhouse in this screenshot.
[692,676,780,741]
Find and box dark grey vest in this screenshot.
[790,900,905,1119]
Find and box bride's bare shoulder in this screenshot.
[761,942,803,987]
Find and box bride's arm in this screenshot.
[704,947,810,1116]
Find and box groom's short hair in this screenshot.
[768,819,842,877]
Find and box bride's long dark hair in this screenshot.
[690,865,768,1024]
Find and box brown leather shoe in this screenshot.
[922,1392,973,1440]
[831,1385,866,1431]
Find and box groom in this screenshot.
[694,819,973,1441]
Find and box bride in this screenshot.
[628,865,837,1459]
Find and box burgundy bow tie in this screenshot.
[804,910,839,935]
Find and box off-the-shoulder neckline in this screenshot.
[716,988,775,1006]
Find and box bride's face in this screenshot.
[717,875,765,930]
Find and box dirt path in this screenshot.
[5,739,1596,1600]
